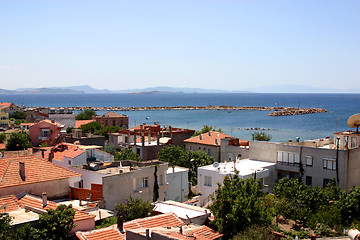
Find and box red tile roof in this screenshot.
[0,102,11,110]
[49,143,85,161]
[76,225,125,240]
[20,123,35,126]
[186,225,223,240]
[30,119,63,128]
[75,213,184,240]
[96,111,126,118]
[184,131,231,146]
[18,194,94,222]
[75,120,95,129]
[0,195,21,212]
[124,213,184,230]
[0,155,81,189]
[0,143,5,150]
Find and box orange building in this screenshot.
[92,111,128,128]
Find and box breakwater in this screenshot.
[25,106,327,116]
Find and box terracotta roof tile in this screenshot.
[184,131,231,146]
[0,143,5,150]
[50,143,85,161]
[97,111,126,118]
[0,155,81,188]
[30,119,62,128]
[124,213,184,230]
[187,225,223,240]
[76,225,125,240]
[75,120,95,129]
[20,123,35,126]
[18,194,94,222]
[0,195,21,212]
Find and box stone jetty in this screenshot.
[25,105,327,116]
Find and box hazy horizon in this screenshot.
[1,1,359,91]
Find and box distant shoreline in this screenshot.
[25,105,327,116]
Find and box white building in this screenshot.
[197,159,276,207]
[166,166,189,203]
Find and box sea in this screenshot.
[1,93,360,142]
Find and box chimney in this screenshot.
[42,192,48,207]
[179,226,183,235]
[51,119,55,123]
[146,229,150,240]
[117,212,124,233]
[215,138,219,145]
[140,124,143,130]
[19,161,25,181]
[142,132,145,146]
[208,131,211,136]
[199,135,202,140]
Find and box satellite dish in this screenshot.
[213,161,219,168]
[347,114,360,133]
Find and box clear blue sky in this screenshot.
[1,0,359,91]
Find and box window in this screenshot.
[158,174,163,185]
[68,160,71,165]
[306,176,312,186]
[323,178,334,187]
[198,147,201,150]
[228,153,234,162]
[323,158,336,170]
[306,156,313,167]
[277,151,300,166]
[142,177,148,188]
[344,136,349,148]
[113,120,116,126]
[352,137,357,148]
[189,146,193,151]
[204,176,212,187]
[207,148,211,155]
[42,129,50,137]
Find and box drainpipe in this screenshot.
[336,137,340,186]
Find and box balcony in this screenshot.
[276,162,300,172]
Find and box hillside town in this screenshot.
[1,101,360,240]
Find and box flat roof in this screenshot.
[199,159,275,177]
[167,166,189,174]
[153,201,209,219]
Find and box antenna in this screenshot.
[347,114,360,134]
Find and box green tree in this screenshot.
[94,126,122,139]
[66,127,74,134]
[5,131,32,151]
[115,197,153,221]
[10,111,27,119]
[115,148,141,161]
[80,121,102,133]
[341,185,360,225]
[153,164,159,202]
[158,145,214,185]
[0,215,15,240]
[75,109,97,120]
[104,143,117,155]
[210,175,273,238]
[38,204,76,240]
[193,125,222,136]
[0,133,6,143]
[252,131,272,141]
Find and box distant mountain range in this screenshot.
[1,84,359,94]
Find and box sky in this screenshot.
[0,0,359,91]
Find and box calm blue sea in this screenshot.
[1,93,359,142]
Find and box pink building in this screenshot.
[29,119,64,146]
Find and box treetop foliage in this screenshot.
[252,131,272,141]
[193,125,222,136]
[75,109,97,120]
[5,131,32,151]
[115,197,153,222]
[158,145,214,184]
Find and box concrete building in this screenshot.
[109,123,195,148]
[76,212,223,240]
[0,102,22,115]
[29,119,64,146]
[0,193,95,233]
[0,111,9,130]
[166,166,189,202]
[248,131,360,190]
[92,111,129,128]
[66,129,105,147]
[0,155,81,198]
[220,137,250,162]
[184,132,249,162]
[69,160,169,210]
[197,159,276,207]
[26,109,49,123]
[153,201,211,225]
